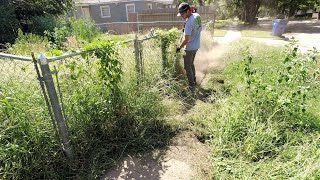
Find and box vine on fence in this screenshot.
[56,38,123,131]
[64,38,124,121]
[155,28,180,74]
[84,38,122,91]
[155,28,180,49]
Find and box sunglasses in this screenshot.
[180,11,187,16]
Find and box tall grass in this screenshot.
[6,29,50,55]
[0,61,66,179]
[187,39,320,179]
[1,27,182,178]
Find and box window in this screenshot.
[147,3,152,9]
[100,6,110,18]
[126,4,135,21]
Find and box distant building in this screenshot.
[75,0,177,24]
[74,0,213,34]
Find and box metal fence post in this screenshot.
[38,53,73,160]
[161,44,167,76]
[139,41,144,82]
[134,35,141,90]
[31,52,58,136]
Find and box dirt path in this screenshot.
[101,132,211,180]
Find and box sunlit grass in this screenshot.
[215,19,233,29]
[4,23,320,179]
[241,30,282,39]
[213,29,228,37]
[1,28,187,179]
[185,39,320,179]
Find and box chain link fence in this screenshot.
[0,34,166,161]
[0,55,49,120]
[0,55,40,95]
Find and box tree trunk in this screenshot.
[240,11,246,21]
[212,0,219,21]
[198,0,204,6]
[288,4,296,17]
[244,0,261,25]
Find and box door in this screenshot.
[126,4,135,21]
[82,7,90,19]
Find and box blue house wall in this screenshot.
[76,1,169,23]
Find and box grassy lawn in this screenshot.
[215,20,233,28]
[213,29,228,37]
[241,29,283,39]
[205,19,232,37]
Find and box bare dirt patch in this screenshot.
[101,132,211,180]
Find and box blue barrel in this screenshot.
[272,19,288,36]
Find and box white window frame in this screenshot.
[100,6,111,18]
[147,3,152,9]
[126,4,135,21]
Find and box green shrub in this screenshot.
[0,73,67,179]
[205,20,233,30]
[1,27,180,179]
[29,15,57,35]
[232,41,320,123]
[71,18,101,43]
[45,18,101,50]
[205,20,215,31]
[50,38,175,178]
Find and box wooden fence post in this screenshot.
[38,53,73,160]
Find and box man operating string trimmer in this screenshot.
[176,2,202,93]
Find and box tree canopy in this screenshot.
[205,0,319,24]
[0,0,74,43]
[11,0,74,18]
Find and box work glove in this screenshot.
[176,47,181,53]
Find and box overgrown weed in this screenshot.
[1,29,182,179]
[186,39,320,178]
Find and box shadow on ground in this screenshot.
[101,131,210,180]
[101,152,167,180]
[178,85,221,113]
[286,20,320,33]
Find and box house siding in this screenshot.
[77,1,167,23]
[91,4,125,23]
[75,0,178,32]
